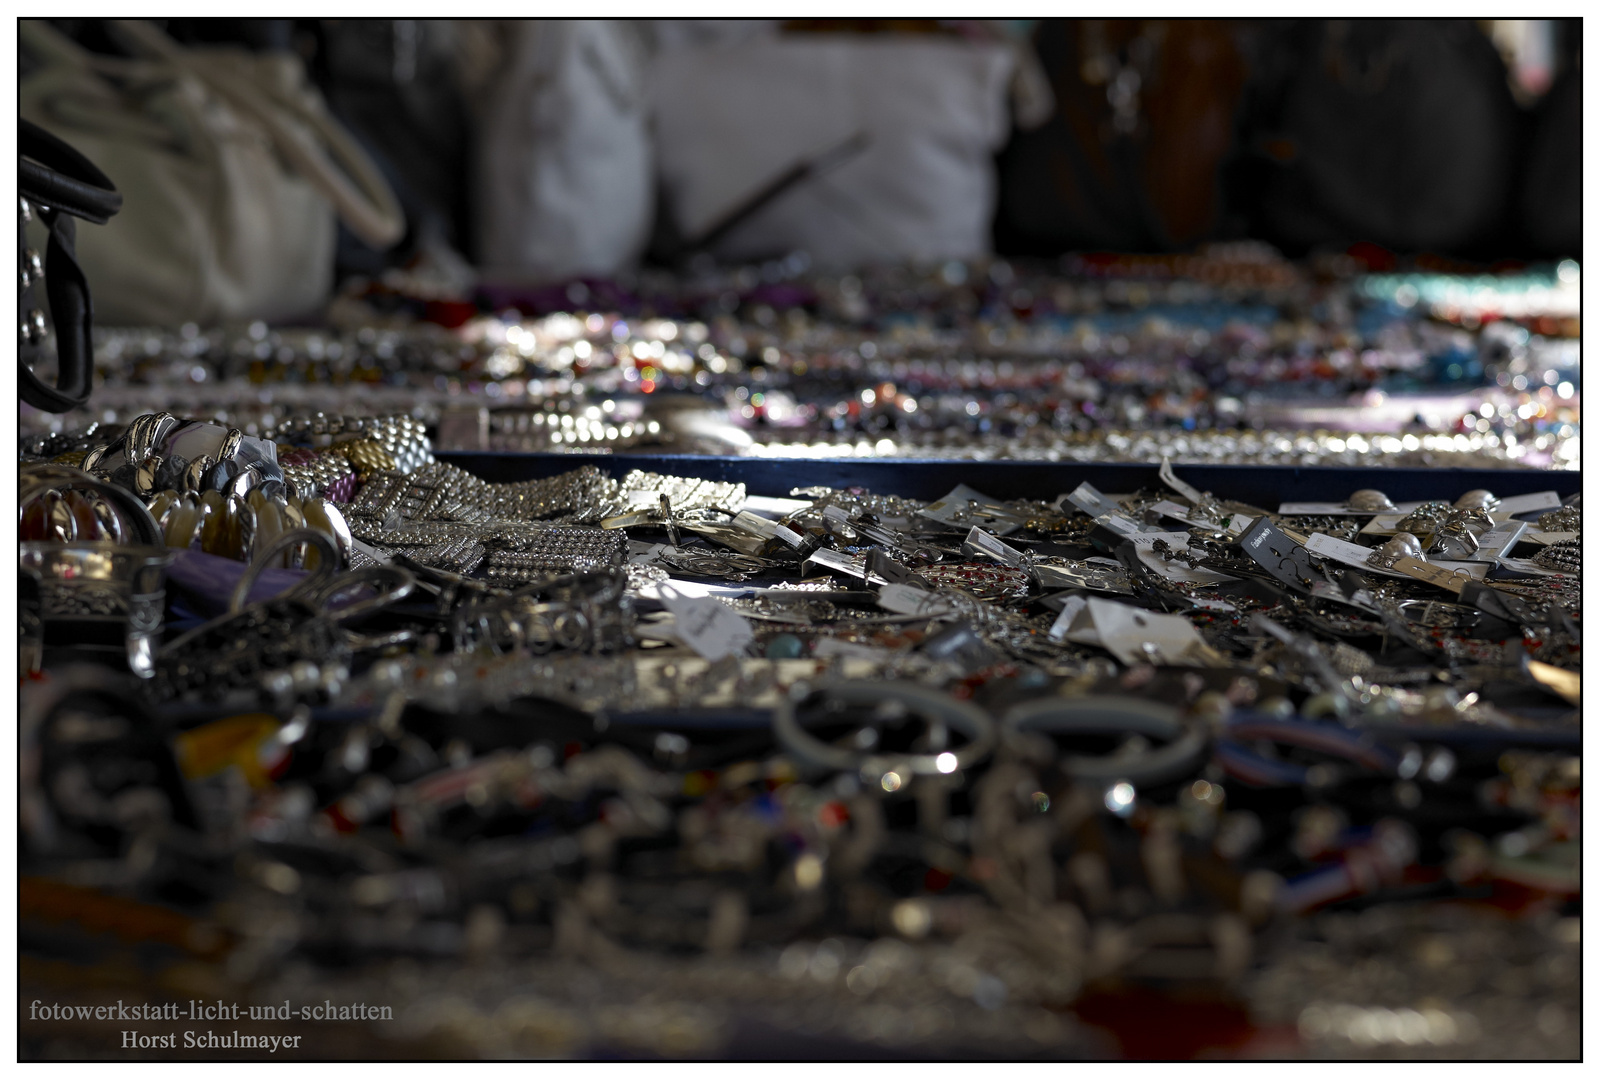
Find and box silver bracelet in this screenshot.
[1002,695,1208,787]
[773,679,997,781]
[1532,536,1581,574]
[1538,506,1581,532]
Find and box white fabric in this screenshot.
[651,37,1015,268]
[475,20,654,281]
[20,19,402,326]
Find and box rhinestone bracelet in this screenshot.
[1537,506,1581,532]
[1532,536,1581,574]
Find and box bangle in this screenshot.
[1002,695,1207,786]
[225,528,340,615]
[306,564,417,625]
[774,680,996,779]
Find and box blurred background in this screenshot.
[25,17,1583,284]
[16,20,1584,1062]
[19,17,1581,471]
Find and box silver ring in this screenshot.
[1427,521,1480,560]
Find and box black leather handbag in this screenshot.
[20,118,122,413]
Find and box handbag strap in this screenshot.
[20,118,123,224]
[108,19,405,250]
[19,203,92,412]
[20,204,95,413]
[20,119,120,413]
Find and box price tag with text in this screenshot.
[877,583,951,616]
[773,523,806,548]
[1086,598,1215,667]
[804,546,870,581]
[919,484,1026,535]
[660,590,755,660]
[1152,499,1254,536]
[1066,482,1142,525]
[1497,491,1562,516]
[1466,520,1528,563]
[732,510,780,540]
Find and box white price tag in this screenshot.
[1303,532,1411,578]
[1152,499,1255,535]
[660,591,755,660]
[1065,482,1123,520]
[1093,512,1153,538]
[628,542,668,565]
[732,511,780,540]
[1388,556,1478,594]
[877,583,949,616]
[964,526,1026,566]
[804,547,889,585]
[1277,501,1357,515]
[1151,499,1198,523]
[918,484,1025,535]
[1130,536,1238,585]
[1466,520,1528,562]
[1362,511,1514,537]
[742,495,813,516]
[1086,598,1213,667]
[649,577,747,599]
[1068,483,1164,535]
[1305,532,1488,582]
[1310,580,1382,613]
[1358,514,1407,536]
[349,538,392,565]
[1497,491,1562,516]
[1524,529,1575,546]
[773,524,805,547]
[1158,457,1207,505]
[1056,600,1102,646]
